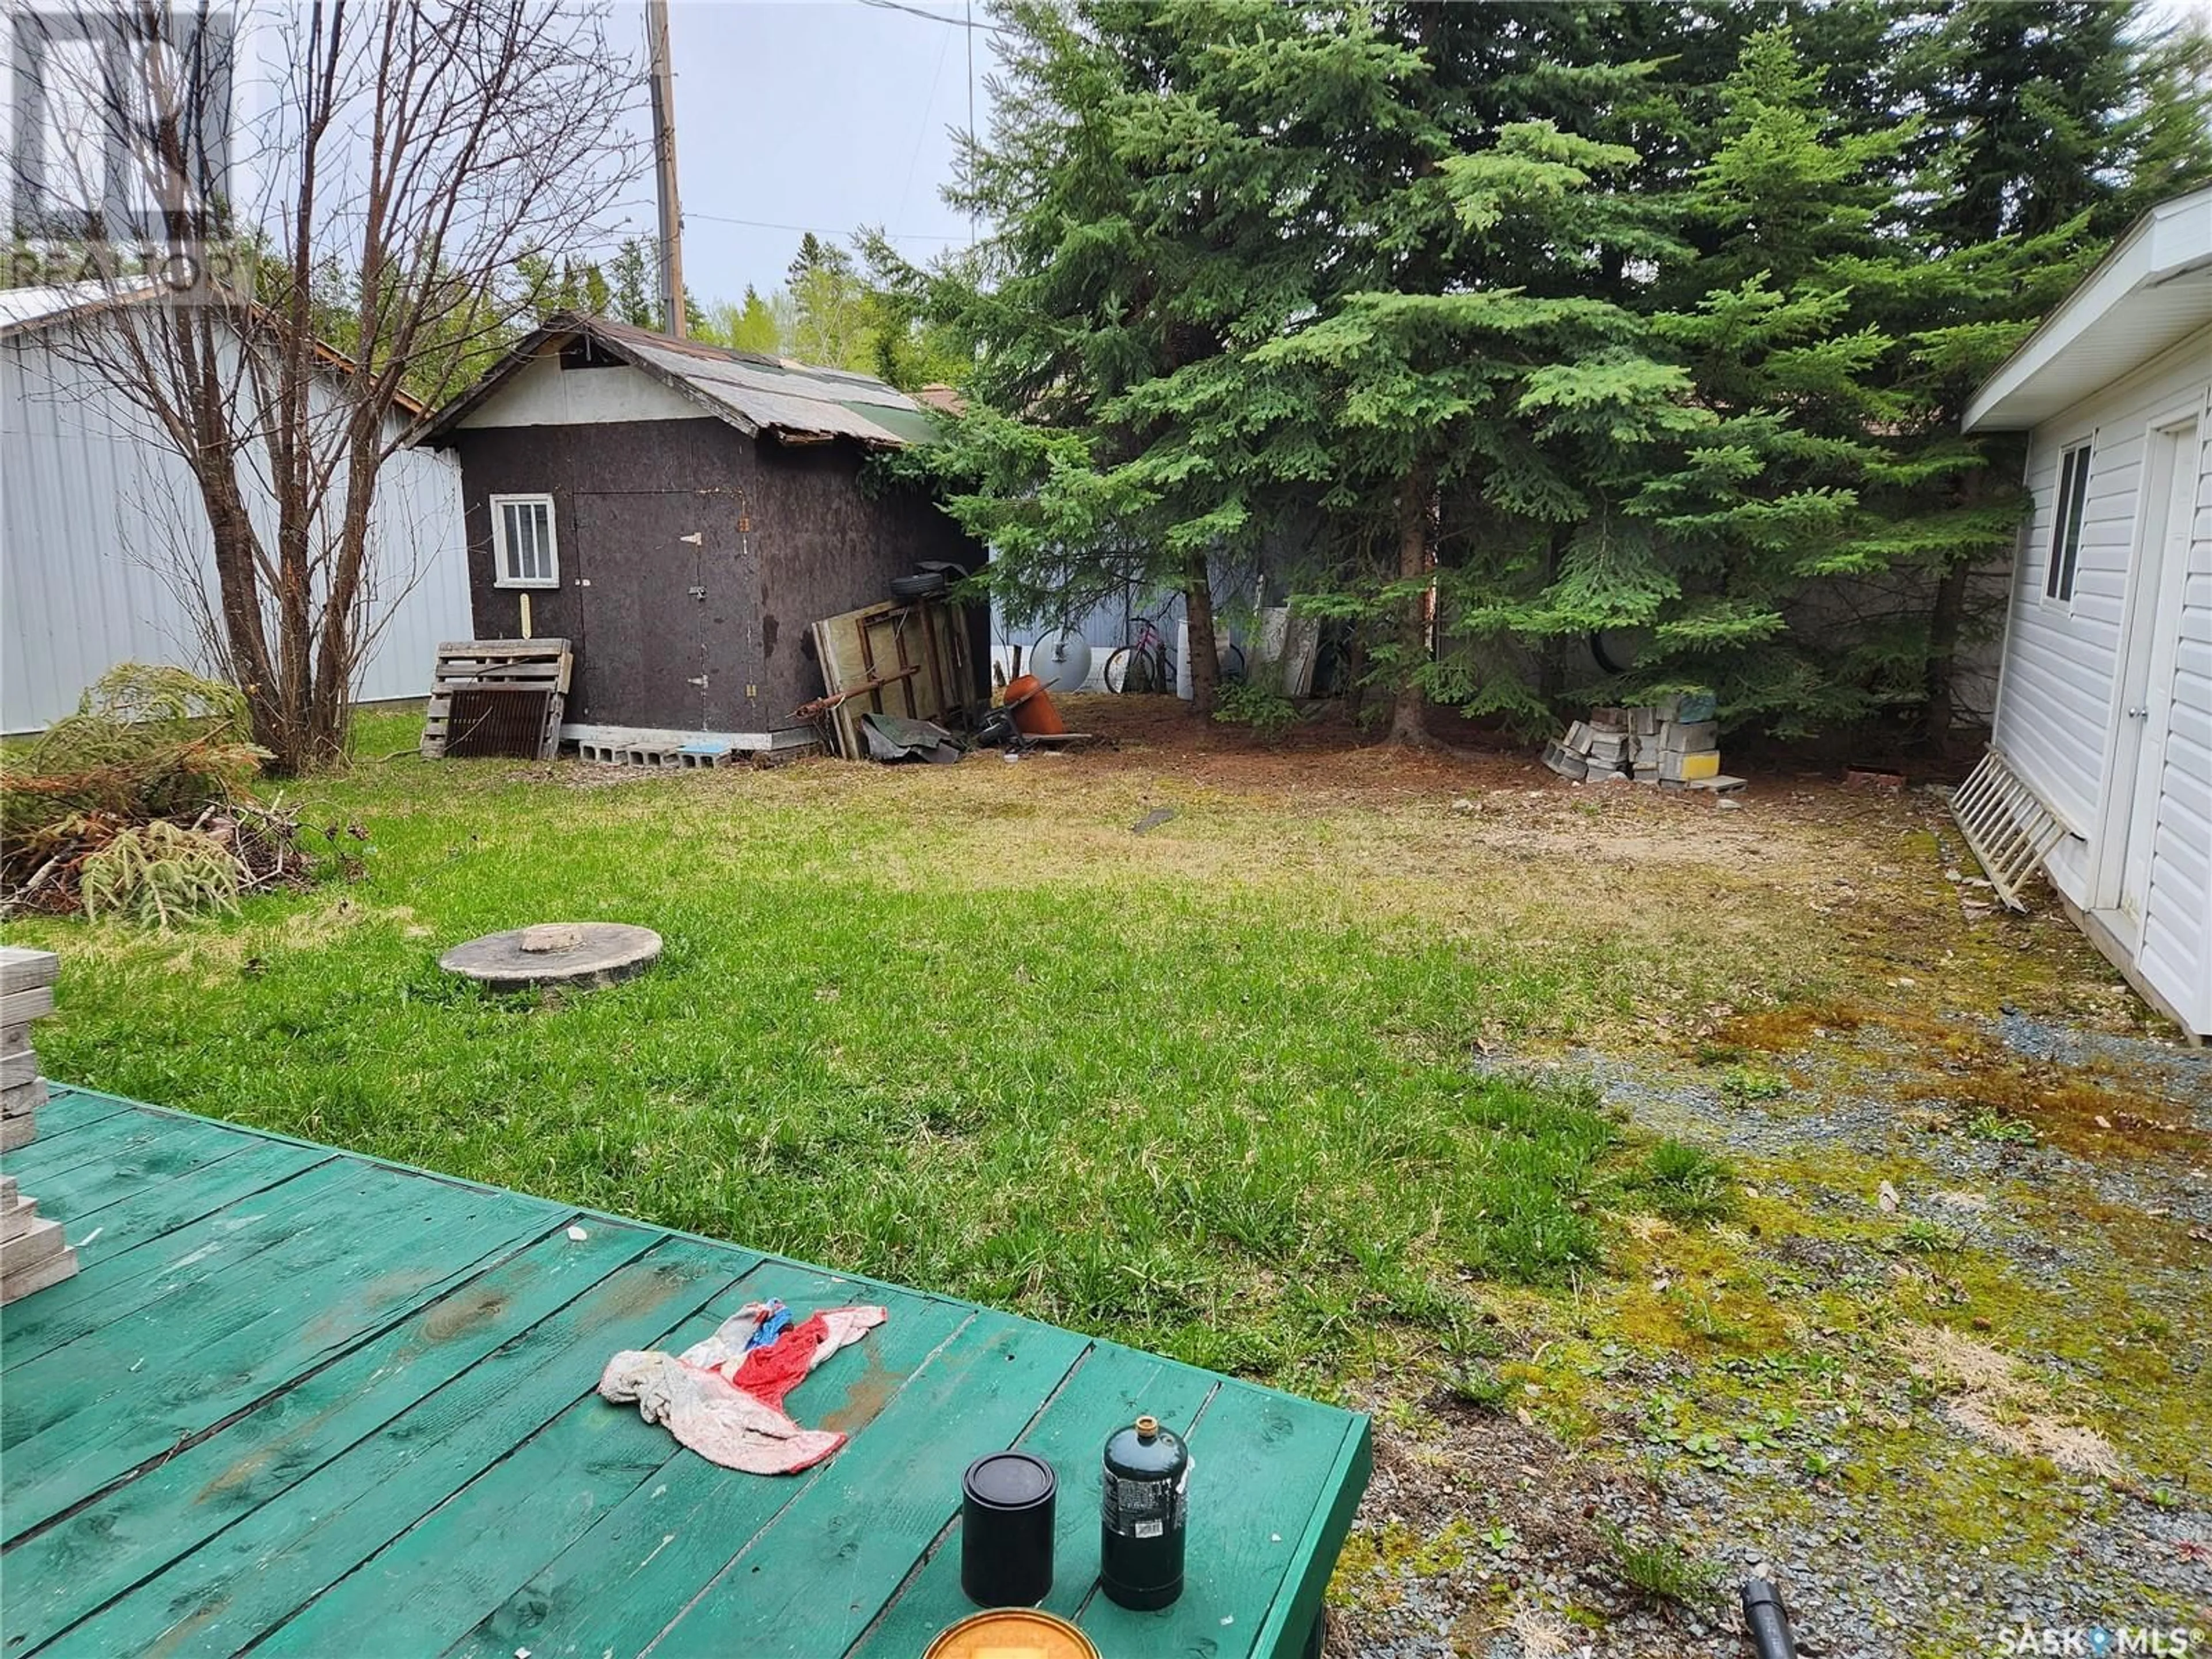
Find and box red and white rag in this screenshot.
[600,1301,887,1475]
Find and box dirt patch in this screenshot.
[1895,1325,2125,1478]
[1897,1059,2210,1162]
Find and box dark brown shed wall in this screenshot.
[448,416,984,733]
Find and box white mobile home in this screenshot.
[1964,185,2212,1041]
[1,281,468,733]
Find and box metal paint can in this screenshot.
[1099,1414,1188,1610]
[960,1450,1056,1607]
[925,1609,1099,1659]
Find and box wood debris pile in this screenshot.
[1,665,352,923]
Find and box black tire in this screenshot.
[890,571,948,600]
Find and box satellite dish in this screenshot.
[1031,628,1092,694]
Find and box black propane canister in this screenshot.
[961,1451,1057,1607]
[1100,1414,1190,1610]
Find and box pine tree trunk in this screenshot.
[1387,465,1434,747]
[1536,523,1570,711]
[1922,468,1987,756]
[1922,553,1973,756]
[1183,546,1220,719]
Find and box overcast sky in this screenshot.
[632,0,2212,310]
[627,0,1002,306]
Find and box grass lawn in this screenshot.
[0,708,1795,1389]
[15,702,2204,1651]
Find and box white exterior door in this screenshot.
[2111,418,2199,935]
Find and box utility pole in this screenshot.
[646,0,686,337]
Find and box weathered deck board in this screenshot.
[3,1176,558,1538]
[1078,1374,1370,1655]
[657,1312,1097,1658]
[0,1091,1369,1658]
[442,1264,982,1659]
[0,1146,340,1369]
[2,1225,664,1653]
[847,1341,1221,1653]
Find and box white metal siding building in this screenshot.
[1965,187,2212,1041]
[1,283,468,733]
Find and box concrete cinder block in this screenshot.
[1659,720,1719,755]
[1,1115,35,1152]
[2,1078,47,1119]
[1542,741,1589,780]
[1661,748,1723,782]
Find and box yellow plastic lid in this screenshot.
[923,1608,1100,1659]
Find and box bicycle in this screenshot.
[1103,608,1248,695]
[1102,610,1172,695]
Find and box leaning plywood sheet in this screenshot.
[421,641,573,760]
[806,599,974,760]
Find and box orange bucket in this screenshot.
[924,1609,1099,1659]
[1002,673,1066,736]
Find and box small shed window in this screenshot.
[2044,444,2091,603]
[491,494,559,588]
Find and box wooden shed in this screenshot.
[413,314,985,754]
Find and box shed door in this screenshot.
[2114,418,2199,937]
[572,492,706,730]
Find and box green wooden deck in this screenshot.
[0,1087,1370,1658]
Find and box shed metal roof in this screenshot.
[413,313,945,450]
[1963,185,2212,433]
[0,278,168,338]
[0,276,431,415]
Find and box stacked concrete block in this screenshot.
[0,947,79,1302]
[1543,696,1744,793]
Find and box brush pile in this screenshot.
[1,665,342,925]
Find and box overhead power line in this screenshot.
[853,0,1005,35]
[685,210,964,245]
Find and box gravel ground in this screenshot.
[1331,1007,2211,1659]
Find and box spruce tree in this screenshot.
[916,0,1431,714]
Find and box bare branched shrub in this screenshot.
[25,2,646,772]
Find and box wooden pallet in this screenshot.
[1948,747,2067,911]
[421,640,572,761]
